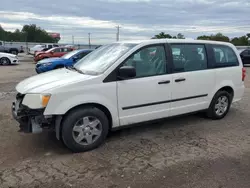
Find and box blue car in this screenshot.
[35,49,93,73]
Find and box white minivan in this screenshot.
[12,39,245,152]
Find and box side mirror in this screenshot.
[50,51,54,54]
[118,66,136,79]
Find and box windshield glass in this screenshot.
[61,50,80,59]
[74,43,137,74]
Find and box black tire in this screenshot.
[61,106,109,152]
[0,57,11,65]
[10,50,18,55]
[206,90,232,120]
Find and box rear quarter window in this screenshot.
[211,45,239,67]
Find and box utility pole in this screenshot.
[88,33,91,49]
[116,25,120,41]
[72,35,74,45]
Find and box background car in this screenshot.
[0,41,22,55]
[35,49,93,73]
[0,52,18,65]
[239,49,250,65]
[34,47,74,62]
[28,44,59,55]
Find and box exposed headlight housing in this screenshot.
[22,94,51,109]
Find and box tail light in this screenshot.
[242,67,246,81]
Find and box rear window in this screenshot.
[212,45,239,67]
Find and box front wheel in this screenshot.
[61,106,109,152]
[0,57,11,65]
[206,91,232,120]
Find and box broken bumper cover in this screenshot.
[12,93,53,133]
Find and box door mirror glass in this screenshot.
[118,66,136,79]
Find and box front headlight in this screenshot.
[22,94,51,109]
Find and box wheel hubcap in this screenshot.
[72,116,102,145]
[215,96,229,116]
[1,58,8,65]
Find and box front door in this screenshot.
[117,44,172,126]
[169,43,215,116]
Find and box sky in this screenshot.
[0,0,250,44]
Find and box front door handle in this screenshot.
[175,78,186,82]
[158,80,170,84]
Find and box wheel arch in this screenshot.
[55,102,113,140]
[217,86,234,99]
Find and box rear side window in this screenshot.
[65,48,73,52]
[170,44,207,72]
[212,45,238,66]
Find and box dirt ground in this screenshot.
[0,54,250,188]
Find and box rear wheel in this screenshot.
[10,50,18,55]
[206,90,232,120]
[61,106,109,152]
[0,57,11,65]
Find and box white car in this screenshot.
[0,52,18,65]
[12,39,245,152]
[28,44,59,55]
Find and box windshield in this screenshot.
[61,50,80,59]
[74,43,137,74]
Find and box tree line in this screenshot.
[0,24,60,43]
[152,32,250,46]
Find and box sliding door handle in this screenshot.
[158,80,170,84]
[175,78,186,82]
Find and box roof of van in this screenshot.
[116,39,233,46]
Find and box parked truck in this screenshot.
[0,41,23,55]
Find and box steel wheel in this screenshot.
[214,96,229,116]
[72,116,102,146]
[0,57,11,65]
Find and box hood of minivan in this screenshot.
[16,68,95,94]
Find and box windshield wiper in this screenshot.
[66,66,84,74]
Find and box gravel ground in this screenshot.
[0,55,250,188]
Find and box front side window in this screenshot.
[123,45,167,77]
[53,48,61,52]
[212,45,238,66]
[74,43,137,74]
[170,44,207,72]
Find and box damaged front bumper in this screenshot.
[12,93,54,133]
